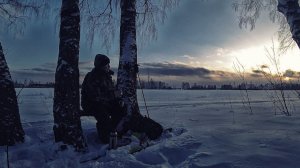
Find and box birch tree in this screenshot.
[233,0,300,52]
[53,0,87,151]
[115,0,139,131]
[117,0,177,131]
[0,0,46,146]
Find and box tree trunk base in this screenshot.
[0,129,24,146]
[53,124,87,151]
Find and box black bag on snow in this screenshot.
[127,115,163,140]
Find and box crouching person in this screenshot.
[81,54,163,144]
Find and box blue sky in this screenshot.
[1,0,298,85]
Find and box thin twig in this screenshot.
[233,58,253,115]
[137,72,150,118]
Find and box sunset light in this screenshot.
[3,0,300,167]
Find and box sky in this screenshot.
[2,0,300,86]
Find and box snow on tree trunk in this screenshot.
[53,0,87,151]
[0,42,25,146]
[278,0,300,48]
[116,0,140,132]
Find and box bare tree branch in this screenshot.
[0,0,48,36]
[81,0,178,51]
[233,0,297,52]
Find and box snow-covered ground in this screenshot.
[1,88,300,168]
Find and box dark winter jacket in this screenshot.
[81,68,116,113]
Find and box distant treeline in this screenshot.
[14,80,300,90]
[14,81,55,88]
[181,82,300,90]
[219,83,300,90]
[184,83,300,90]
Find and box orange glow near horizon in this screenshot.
[182,41,300,74]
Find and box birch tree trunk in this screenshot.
[53,0,87,151]
[278,0,300,48]
[0,42,25,146]
[116,0,140,132]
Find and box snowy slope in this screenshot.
[1,88,300,168]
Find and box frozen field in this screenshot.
[1,88,300,167]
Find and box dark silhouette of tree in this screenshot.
[0,42,24,146]
[0,0,47,146]
[53,0,87,151]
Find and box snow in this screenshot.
[57,60,68,72]
[56,60,75,74]
[2,88,300,167]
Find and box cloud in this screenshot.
[139,0,277,72]
[182,55,195,60]
[44,61,93,70]
[139,62,235,80]
[10,61,95,82]
[23,68,54,73]
[140,62,210,77]
[251,69,264,77]
[283,69,300,78]
[10,61,282,86]
[249,68,300,82]
[79,61,94,71]
[11,61,236,83]
[11,70,55,83]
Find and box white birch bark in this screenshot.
[116,0,140,132]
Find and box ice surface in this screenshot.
[2,88,300,167]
